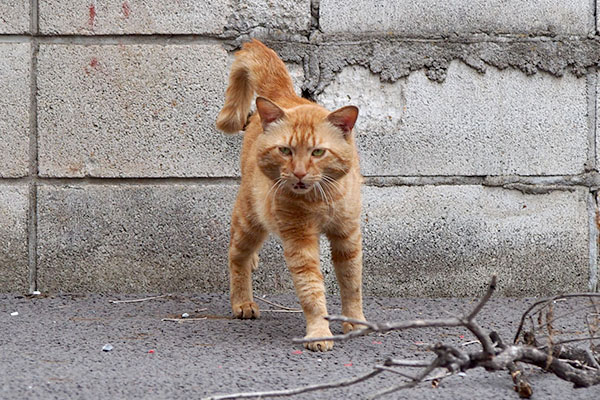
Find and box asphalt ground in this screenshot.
[1,293,598,399]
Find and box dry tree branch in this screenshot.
[206,276,600,400]
[294,276,498,356]
[490,331,532,398]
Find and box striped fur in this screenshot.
[216,40,365,352]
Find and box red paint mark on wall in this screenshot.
[90,58,98,68]
[122,1,131,18]
[88,4,96,27]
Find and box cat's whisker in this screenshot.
[273,179,286,199]
[314,181,324,203]
[312,184,318,201]
[320,179,339,205]
[321,175,343,195]
[319,182,326,204]
[320,177,336,196]
[316,182,331,206]
[266,178,282,200]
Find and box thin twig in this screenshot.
[557,358,598,371]
[467,275,496,321]
[297,276,498,348]
[530,305,597,335]
[514,293,600,344]
[161,317,207,322]
[384,359,432,368]
[326,315,377,329]
[538,335,600,349]
[370,358,441,399]
[375,365,452,382]
[109,294,172,304]
[586,311,600,354]
[202,369,383,400]
[374,365,418,381]
[294,317,464,344]
[256,297,302,311]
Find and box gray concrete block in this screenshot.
[0,185,29,292]
[0,43,30,178]
[362,185,590,297]
[0,0,30,34]
[226,0,311,35]
[317,62,588,176]
[38,0,311,35]
[36,184,292,293]
[320,0,592,36]
[37,44,239,178]
[37,183,588,296]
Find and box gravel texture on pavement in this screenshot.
[1,293,598,399]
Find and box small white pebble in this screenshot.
[10,312,18,316]
[102,344,113,352]
[32,291,41,295]
[181,313,190,318]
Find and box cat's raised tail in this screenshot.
[216,39,297,134]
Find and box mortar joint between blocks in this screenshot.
[589,190,600,292]
[30,0,38,35]
[594,0,598,35]
[27,1,40,291]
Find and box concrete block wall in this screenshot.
[1,0,599,296]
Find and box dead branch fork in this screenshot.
[204,276,600,400]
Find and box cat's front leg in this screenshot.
[282,234,333,351]
[327,224,366,333]
[229,209,267,319]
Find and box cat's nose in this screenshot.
[294,171,307,181]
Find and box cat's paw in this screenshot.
[303,327,334,352]
[232,301,260,319]
[342,319,367,334]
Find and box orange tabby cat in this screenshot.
[216,39,365,351]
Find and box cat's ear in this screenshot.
[327,106,359,136]
[256,97,285,131]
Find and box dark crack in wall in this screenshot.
[260,37,600,96]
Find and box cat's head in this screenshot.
[254,97,359,198]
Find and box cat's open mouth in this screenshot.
[292,182,311,193]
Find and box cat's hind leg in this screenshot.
[229,210,267,319]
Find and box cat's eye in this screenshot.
[311,148,325,157]
[279,147,292,156]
